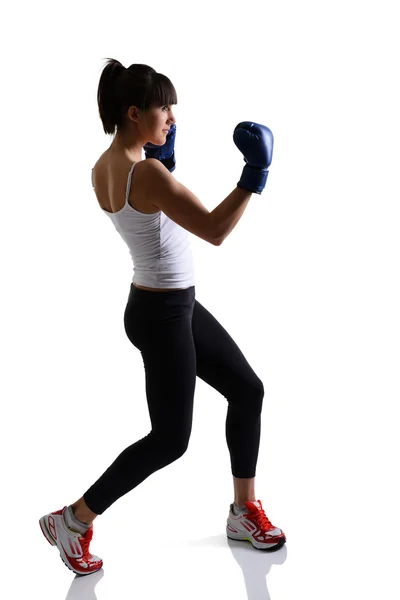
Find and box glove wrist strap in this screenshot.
[238,165,269,194]
[161,152,176,173]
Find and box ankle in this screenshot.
[74,512,93,526]
[235,498,256,507]
[71,499,97,526]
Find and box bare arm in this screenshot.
[142,159,253,246]
[209,187,253,245]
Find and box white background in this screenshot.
[1,0,399,598]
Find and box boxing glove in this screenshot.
[144,123,176,172]
[233,122,274,194]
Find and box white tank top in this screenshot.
[91,162,195,288]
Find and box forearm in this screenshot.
[210,186,253,245]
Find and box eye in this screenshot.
[162,105,170,111]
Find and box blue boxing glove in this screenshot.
[143,123,176,172]
[233,122,274,194]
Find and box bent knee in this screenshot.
[152,431,190,462]
[239,378,264,412]
[253,379,264,411]
[245,377,264,401]
[254,378,264,399]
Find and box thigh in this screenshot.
[124,285,198,438]
[136,317,197,440]
[192,299,263,400]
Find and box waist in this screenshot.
[132,283,189,292]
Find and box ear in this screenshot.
[128,106,140,123]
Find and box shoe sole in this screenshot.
[227,528,286,551]
[39,516,102,576]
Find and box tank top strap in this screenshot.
[125,162,137,202]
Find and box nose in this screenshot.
[168,109,176,124]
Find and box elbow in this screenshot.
[212,235,223,246]
[209,215,223,246]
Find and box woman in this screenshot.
[39,59,286,576]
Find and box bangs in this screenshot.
[146,73,178,108]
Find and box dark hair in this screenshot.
[97,58,178,136]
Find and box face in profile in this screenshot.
[141,104,176,145]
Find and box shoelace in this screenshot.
[79,527,93,562]
[251,507,274,532]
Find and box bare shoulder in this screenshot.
[119,157,164,189]
[136,157,167,176]
[136,159,218,245]
[134,158,177,200]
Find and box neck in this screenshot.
[109,133,143,163]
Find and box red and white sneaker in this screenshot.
[39,506,103,575]
[226,499,286,551]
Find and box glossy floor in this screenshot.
[21,441,399,600]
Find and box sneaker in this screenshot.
[39,506,103,575]
[226,499,286,551]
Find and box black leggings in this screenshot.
[83,284,264,515]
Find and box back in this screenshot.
[91,159,196,289]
